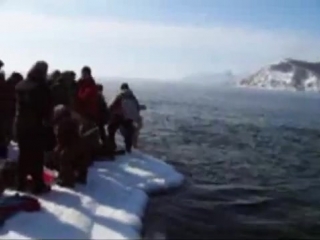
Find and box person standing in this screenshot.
[15,61,53,194]
[74,66,99,123]
[0,72,10,159]
[6,72,23,144]
[0,59,6,152]
[96,84,109,145]
[108,83,140,153]
[74,66,101,160]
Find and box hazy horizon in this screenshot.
[0,0,319,79]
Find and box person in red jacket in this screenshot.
[74,66,99,123]
[74,66,101,161]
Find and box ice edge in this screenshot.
[0,143,184,240]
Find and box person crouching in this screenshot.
[52,105,90,188]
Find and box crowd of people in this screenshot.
[0,60,144,195]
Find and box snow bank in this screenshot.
[0,143,184,239]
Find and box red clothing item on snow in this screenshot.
[75,77,100,122]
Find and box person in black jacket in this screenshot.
[0,60,4,71]
[47,70,61,88]
[15,61,53,194]
[50,71,77,107]
[0,72,9,159]
[96,84,109,145]
[6,72,23,142]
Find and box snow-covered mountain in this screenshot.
[240,59,320,92]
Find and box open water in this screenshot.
[105,82,320,239]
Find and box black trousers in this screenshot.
[17,135,45,190]
[98,124,108,144]
[0,117,11,159]
[108,115,134,153]
[44,125,56,152]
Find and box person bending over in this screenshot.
[52,105,90,188]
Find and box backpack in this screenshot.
[121,98,139,122]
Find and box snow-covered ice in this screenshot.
[0,143,184,239]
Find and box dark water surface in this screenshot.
[105,82,320,239]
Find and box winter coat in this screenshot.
[50,75,76,107]
[15,77,53,148]
[109,89,140,122]
[6,77,22,119]
[74,77,99,122]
